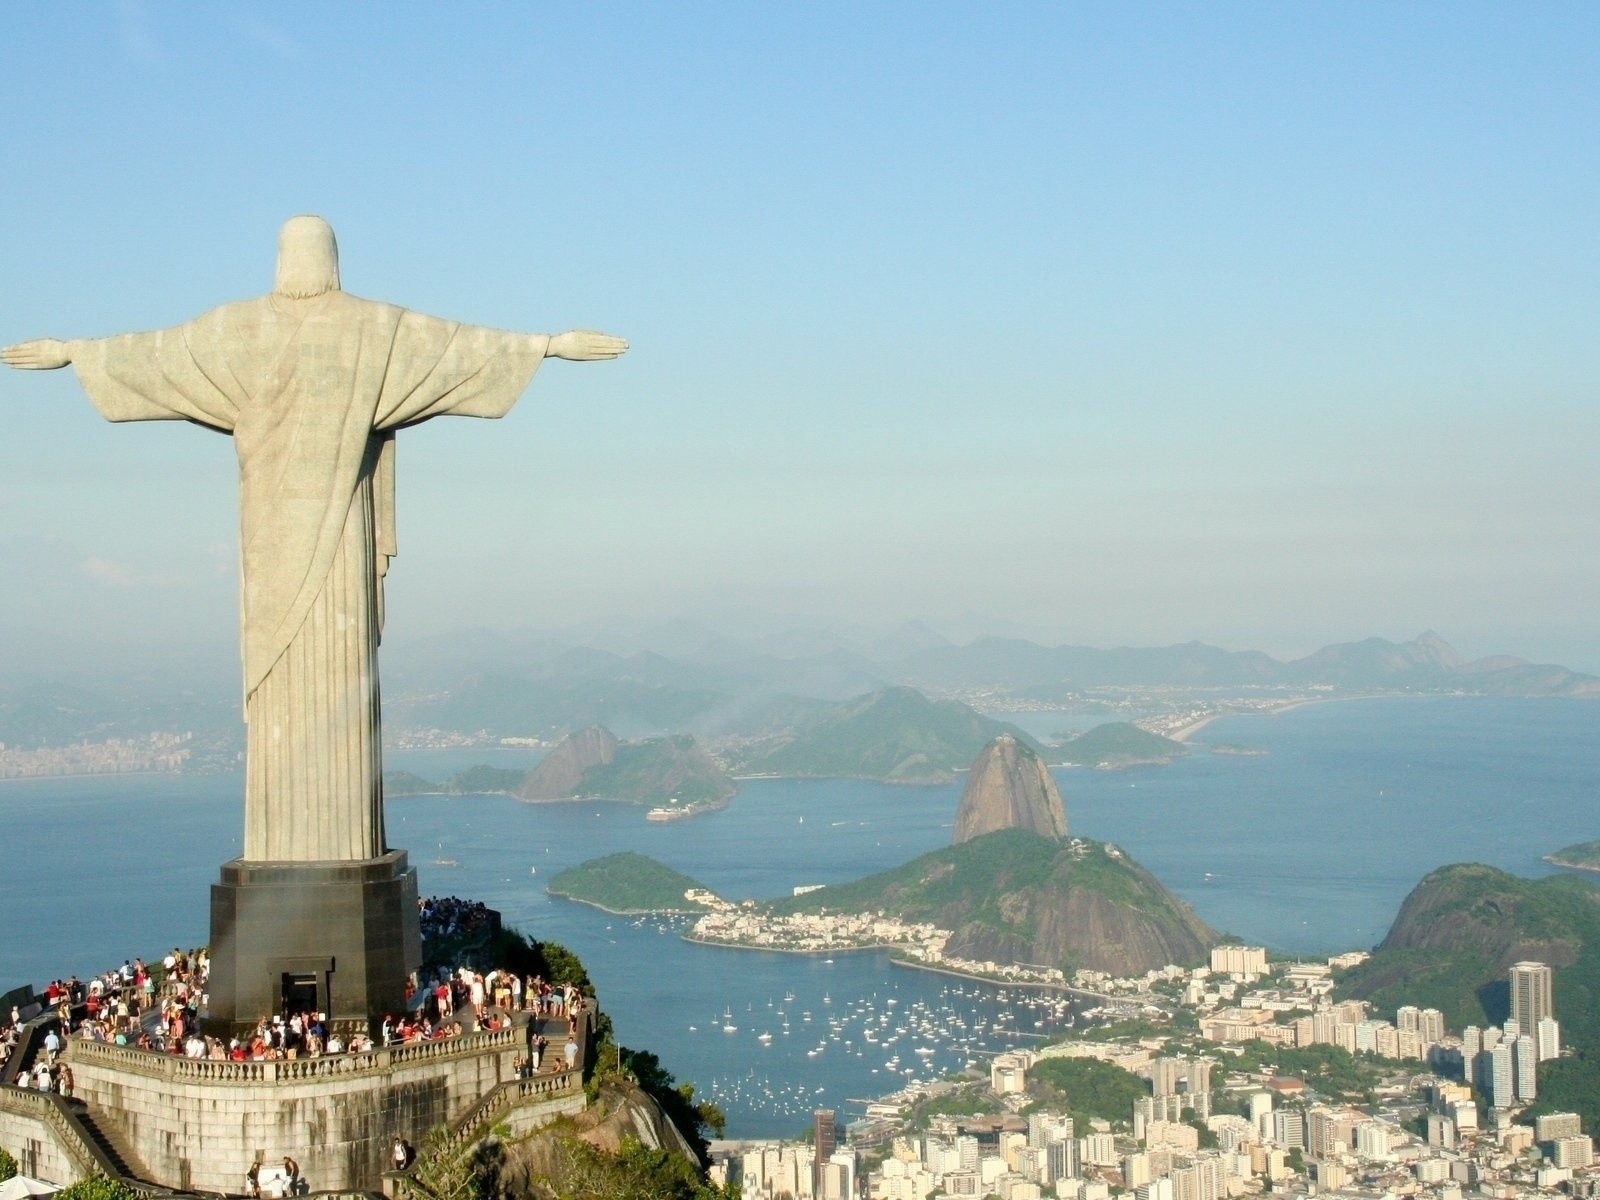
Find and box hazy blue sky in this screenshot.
[3,2,1597,677]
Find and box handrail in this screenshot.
[68,1025,521,1084]
[384,1068,580,1196]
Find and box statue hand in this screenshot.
[547,331,628,361]
[2,338,72,370]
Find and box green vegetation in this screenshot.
[545,1136,734,1200]
[1340,862,1600,1131]
[584,1045,725,1163]
[547,853,713,914]
[0,1147,16,1183]
[385,770,441,795]
[730,686,1040,783]
[421,918,593,995]
[1209,743,1266,757]
[1024,1057,1147,1129]
[911,1086,999,1128]
[1340,865,1599,1037]
[402,1126,505,1200]
[1546,840,1600,872]
[574,735,734,807]
[767,827,1215,975]
[1227,1042,1384,1105]
[1054,722,1185,768]
[52,1178,141,1200]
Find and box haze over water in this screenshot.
[2,696,1596,1135]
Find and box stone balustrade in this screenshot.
[68,1024,520,1084]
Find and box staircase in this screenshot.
[71,1101,151,1181]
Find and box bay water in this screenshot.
[2,696,1596,1136]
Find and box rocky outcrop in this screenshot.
[782,827,1215,976]
[500,1077,700,1197]
[952,735,1067,844]
[938,841,1217,976]
[517,726,619,800]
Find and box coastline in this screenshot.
[0,768,179,786]
[547,891,706,917]
[681,935,1125,1005]
[1542,854,1600,875]
[1167,692,1403,744]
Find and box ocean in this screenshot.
[2,696,1595,1136]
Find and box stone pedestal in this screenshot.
[206,851,421,1036]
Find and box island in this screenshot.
[1054,721,1186,769]
[545,851,716,914]
[382,728,736,818]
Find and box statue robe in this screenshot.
[69,291,549,861]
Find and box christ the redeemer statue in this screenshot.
[4,215,626,864]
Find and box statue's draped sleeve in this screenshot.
[68,309,241,432]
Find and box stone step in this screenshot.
[74,1101,152,1181]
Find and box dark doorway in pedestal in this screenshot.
[281,971,321,1015]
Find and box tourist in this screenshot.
[245,1161,262,1199]
[282,1156,300,1196]
[563,1036,577,1071]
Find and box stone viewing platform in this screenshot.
[1,1011,590,1194]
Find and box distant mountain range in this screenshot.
[5,628,1593,752]
[725,687,1038,784]
[378,630,1596,746]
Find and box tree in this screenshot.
[548,1137,734,1200]
[402,1127,505,1200]
[0,1147,17,1183]
[52,1177,140,1200]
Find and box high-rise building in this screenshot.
[1047,1138,1078,1182]
[1536,1112,1583,1141]
[814,1110,837,1195]
[1514,1034,1538,1103]
[1487,1042,1516,1109]
[1271,1109,1305,1149]
[1151,1057,1183,1096]
[1553,1136,1595,1170]
[1536,1016,1561,1062]
[1419,1007,1446,1043]
[1509,961,1554,1038]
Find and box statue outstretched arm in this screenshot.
[546,330,628,361]
[2,338,73,370]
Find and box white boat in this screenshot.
[758,1031,773,1044]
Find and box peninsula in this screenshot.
[1545,840,1600,873]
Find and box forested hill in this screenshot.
[1339,863,1600,1130]
[768,827,1216,976]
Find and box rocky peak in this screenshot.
[952,734,1067,845]
[517,725,619,800]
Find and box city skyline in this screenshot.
[3,4,1598,683]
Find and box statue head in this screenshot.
[275,215,340,298]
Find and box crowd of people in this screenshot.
[1,897,592,1196]
[2,904,590,1078]
[2,949,212,1082]
[417,895,497,942]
